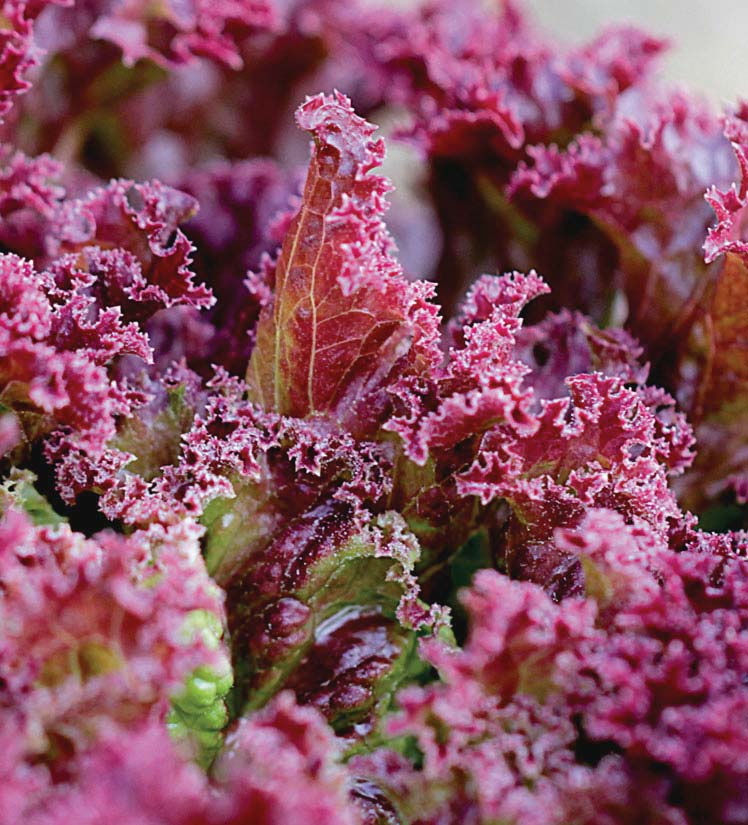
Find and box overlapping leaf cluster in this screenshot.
[1,1,748,823]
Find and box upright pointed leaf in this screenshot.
[246,91,439,437]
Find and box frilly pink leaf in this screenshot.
[514,309,649,401]
[89,0,279,70]
[0,253,136,456]
[386,271,546,467]
[0,509,225,774]
[0,145,63,258]
[246,91,441,438]
[48,179,213,314]
[212,692,358,825]
[355,512,748,825]
[7,694,361,824]
[560,26,668,101]
[0,1,66,123]
[26,719,209,825]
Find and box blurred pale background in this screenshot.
[526,0,748,101]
